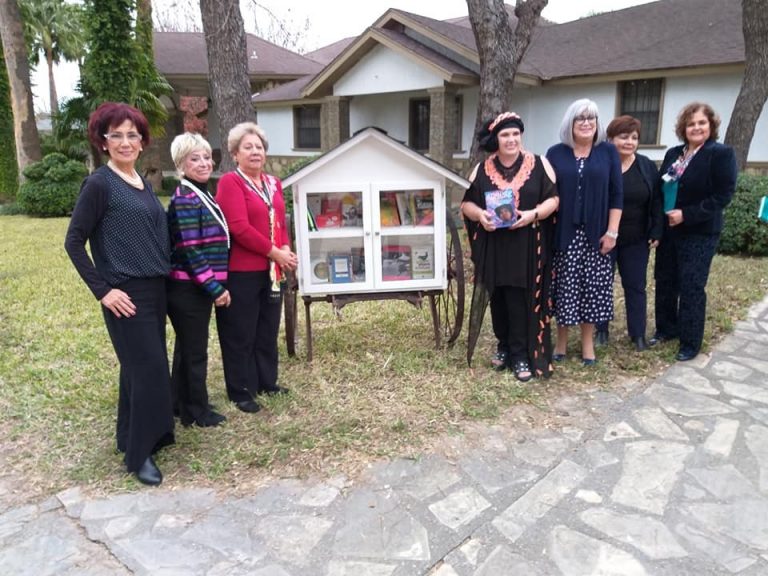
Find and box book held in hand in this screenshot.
[759,195,768,223]
[484,188,517,228]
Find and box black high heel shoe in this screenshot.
[135,456,162,486]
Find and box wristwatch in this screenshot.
[605,230,619,239]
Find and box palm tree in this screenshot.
[20,0,84,117]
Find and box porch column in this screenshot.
[321,96,350,152]
[428,86,457,166]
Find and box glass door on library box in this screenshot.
[294,181,446,295]
[296,183,373,294]
[371,181,446,291]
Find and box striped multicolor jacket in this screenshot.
[167,183,229,299]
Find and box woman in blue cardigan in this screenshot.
[546,99,623,365]
[652,102,737,361]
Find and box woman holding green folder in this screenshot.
[652,102,737,361]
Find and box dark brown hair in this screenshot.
[87,102,151,154]
[606,115,641,140]
[674,102,720,143]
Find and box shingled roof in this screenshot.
[154,31,322,78]
[252,0,744,104]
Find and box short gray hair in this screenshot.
[558,98,606,147]
[170,133,212,177]
[227,122,269,156]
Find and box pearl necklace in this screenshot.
[108,160,143,189]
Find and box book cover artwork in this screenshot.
[381,245,412,281]
[485,188,517,228]
[411,244,434,279]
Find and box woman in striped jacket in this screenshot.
[167,133,230,427]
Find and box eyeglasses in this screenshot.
[574,115,597,124]
[104,132,142,143]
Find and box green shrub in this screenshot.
[719,174,768,256]
[17,153,88,217]
[0,202,25,215]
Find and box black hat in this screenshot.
[477,112,525,153]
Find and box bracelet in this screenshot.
[605,230,619,239]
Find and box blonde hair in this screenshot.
[227,122,269,156]
[170,133,212,177]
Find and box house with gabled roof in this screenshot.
[248,0,766,189]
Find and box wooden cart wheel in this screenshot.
[283,269,298,356]
[434,209,465,346]
[283,211,298,357]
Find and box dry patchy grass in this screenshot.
[1,214,767,500]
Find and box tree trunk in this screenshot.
[466,0,548,167]
[199,0,255,172]
[0,0,42,175]
[724,0,768,172]
[46,47,58,117]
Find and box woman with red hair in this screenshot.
[65,102,174,486]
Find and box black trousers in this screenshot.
[654,232,719,353]
[597,240,650,339]
[215,271,282,403]
[102,277,175,472]
[491,286,528,363]
[167,280,214,425]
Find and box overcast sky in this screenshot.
[33,0,657,112]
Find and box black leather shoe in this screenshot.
[633,337,648,352]
[676,348,699,362]
[595,330,609,346]
[236,400,262,413]
[259,385,290,396]
[184,410,227,427]
[649,333,675,346]
[135,456,162,486]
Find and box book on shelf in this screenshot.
[412,190,434,226]
[341,193,362,227]
[484,188,517,228]
[350,246,365,281]
[379,192,401,226]
[395,191,414,225]
[410,244,434,279]
[310,258,330,284]
[328,252,353,283]
[381,245,411,281]
[315,212,342,228]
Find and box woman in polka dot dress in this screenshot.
[546,99,623,365]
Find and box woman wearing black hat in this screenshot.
[461,112,559,381]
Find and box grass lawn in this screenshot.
[2,213,767,497]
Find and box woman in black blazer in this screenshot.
[652,102,737,361]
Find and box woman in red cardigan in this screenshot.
[215,122,297,414]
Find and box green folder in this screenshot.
[662,180,678,213]
[759,196,768,223]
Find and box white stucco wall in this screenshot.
[253,107,310,157]
[335,44,445,96]
[261,71,768,164]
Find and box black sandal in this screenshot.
[491,350,509,372]
[513,360,533,382]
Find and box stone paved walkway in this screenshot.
[3,296,768,575]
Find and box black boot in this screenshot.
[633,336,648,351]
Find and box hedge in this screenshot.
[719,174,768,256]
[17,153,88,217]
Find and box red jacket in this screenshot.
[215,171,290,272]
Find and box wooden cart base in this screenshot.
[299,291,444,362]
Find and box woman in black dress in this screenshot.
[461,112,559,381]
[65,102,174,486]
